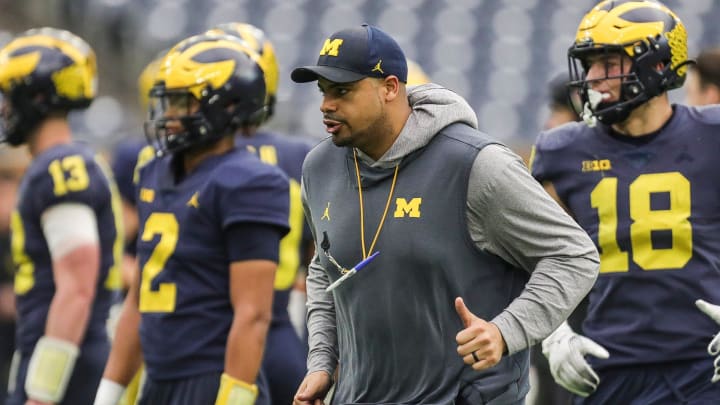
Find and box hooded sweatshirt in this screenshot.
[302,83,598,404]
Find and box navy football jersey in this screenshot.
[135,148,289,380]
[236,131,313,322]
[111,138,147,205]
[12,143,124,354]
[531,104,720,370]
[111,138,147,258]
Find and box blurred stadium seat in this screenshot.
[0,0,715,150]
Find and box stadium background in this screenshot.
[0,0,715,153]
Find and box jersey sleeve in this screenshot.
[213,164,291,235]
[111,140,146,204]
[225,223,284,262]
[529,132,550,183]
[530,123,581,184]
[299,140,315,244]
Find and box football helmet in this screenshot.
[0,27,96,145]
[207,23,279,120]
[145,33,267,156]
[137,49,168,113]
[406,59,430,86]
[568,0,690,126]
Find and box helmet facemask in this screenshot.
[569,45,648,127]
[0,81,79,146]
[0,89,41,146]
[144,86,207,156]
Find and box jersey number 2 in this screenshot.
[591,172,692,273]
[139,213,178,312]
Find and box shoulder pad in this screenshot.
[535,121,589,152]
[683,104,720,126]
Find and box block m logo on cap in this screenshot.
[319,38,344,56]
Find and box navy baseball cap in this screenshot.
[291,24,408,84]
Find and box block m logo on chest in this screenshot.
[394,197,422,218]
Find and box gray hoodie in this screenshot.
[303,83,598,399]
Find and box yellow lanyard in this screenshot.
[353,149,399,259]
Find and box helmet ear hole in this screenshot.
[265,94,276,120]
[227,103,268,132]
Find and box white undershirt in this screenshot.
[40,203,99,259]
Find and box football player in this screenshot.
[543,73,581,131]
[690,48,720,386]
[530,1,720,403]
[109,50,167,293]
[94,33,289,405]
[0,27,124,405]
[109,138,144,282]
[208,22,314,405]
[0,146,30,398]
[104,51,167,405]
